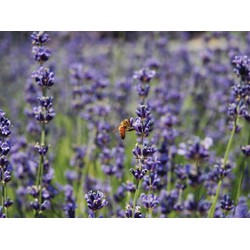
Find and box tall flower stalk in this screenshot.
[29,32,55,216]
[208,55,250,218]
[127,68,157,217]
[0,110,12,218]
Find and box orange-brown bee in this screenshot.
[115,119,134,140]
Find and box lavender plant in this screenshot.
[208,55,250,218]
[0,110,12,218]
[126,67,159,218]
[29,32,56,217]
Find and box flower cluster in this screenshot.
[228,55,250,123]
[133,68,156,104]
[0,110,13,218]
[131,105,153,140]
[232,55,250,82]
[84,190,108,217]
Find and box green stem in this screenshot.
[208,117,238,218]
[234,158,248,215]
[167,157,175,192]
[1,168,4,208]
[76,173,84,217]
[147,208,153,218]
[167,165,172,192]
[36,87,47,216]
[132,180,141,216]
[178,188,183,204]
[76,116,82,145]
[108,176,114,207]
[4,183,7,217]
[208,179,222,218]
[1,167,8,217]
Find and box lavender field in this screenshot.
[1,31,250,218]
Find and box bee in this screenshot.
[115,119,134,140]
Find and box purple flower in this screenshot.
[28,31,56,215]
[125,204,143,218]
[143,173,161,191]
[63,184,76,218]
[102,164,117,176]
[135,105,151,119]
[0,110,11,137]
[132,144,156,160]
[136,84,150,99]
[33,105,55,124]
[144,157,160,172]
[141,193,159,209]
[233,198,250,218]
[33,46,51,62]
[123,181,136,192]
[65,170,77,184]
[114,185,126,202]
[198,199,211,214]
[180,137,212,161]
[220,194,234,211]
[64,202,76,218]
[130,167,148,180]
[133,68,156,83]
[32,67,55,88]
[0,141,11,156]
[209,161,233,181]
[70,145,86,169]
[4,197,13,208]
[84,190,108,212]
[232,55,250,82]
[132,116,153,139]
[0,110,13,216]
[34,143,48,156]
[134,206,143,218]
[241,145,250,157]
[31,31,50,45]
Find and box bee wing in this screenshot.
[112,126,119,133]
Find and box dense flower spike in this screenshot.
[28,31,56,217]
[0,110,12,218]
[0,111,11,137]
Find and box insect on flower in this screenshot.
[114,119,134,140]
